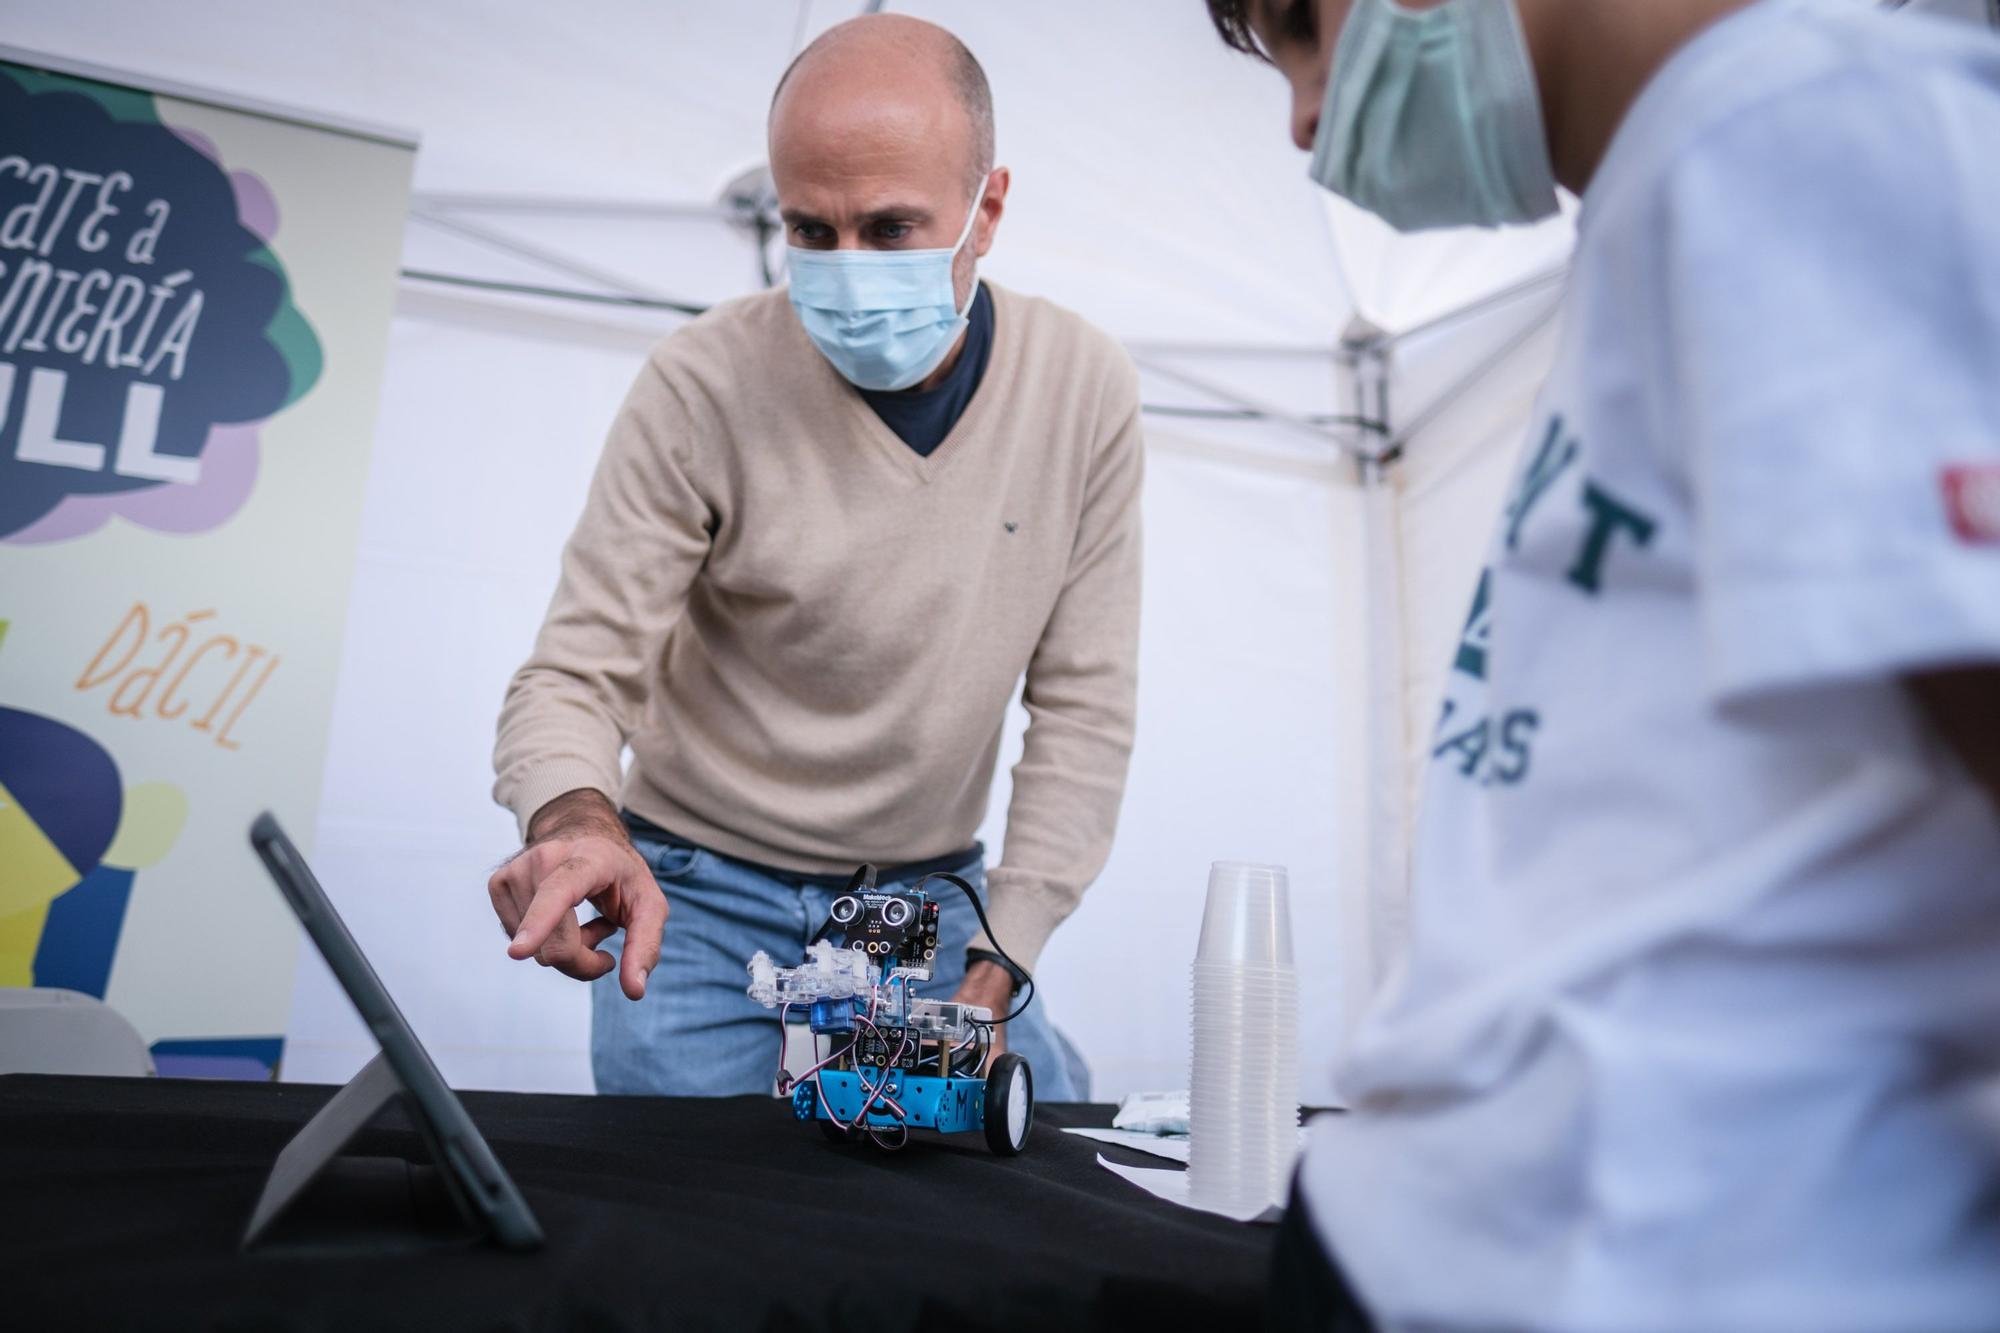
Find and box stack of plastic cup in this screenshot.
[1187,861,1299,1214]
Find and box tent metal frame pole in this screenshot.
[1131,356,1373,456]
[1124,339,1346,360]
[1339,333,1411,999]
[408,203,1348,358]
[411,192,736,220]
[411,212,1345,359]
[1380,267,1568,349]
[1335,319,1399,476]
[408,207,698,309]
[400,188,1575,467]
[399,268,706,315]
[389,268,1375,437]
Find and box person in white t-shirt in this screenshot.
[1203,1,2000,1329]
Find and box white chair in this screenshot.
[0,988,155,1076]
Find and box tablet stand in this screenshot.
[241,1052,480,1253]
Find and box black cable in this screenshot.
[947,1026,987,1077]
[915,871,1036,1024]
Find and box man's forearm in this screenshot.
[527,787,630,846]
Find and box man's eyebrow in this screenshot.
[777,204,935,226]
[860,204,933,225]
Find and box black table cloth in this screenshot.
[1,1074,1273,1331]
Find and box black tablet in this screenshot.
[250,812,542,1251]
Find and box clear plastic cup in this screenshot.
[1192,983,1298,1003]
[1190,1086,1296,1108]
[1188,862,1298,1214]
[1196,862,1294,966]
[1184,964,1296,984]
[1193,958,1298,977]
[1193,996,1298,1020]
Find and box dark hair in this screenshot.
[1206,0,1318,62]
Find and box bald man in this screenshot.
[486,16,1141,1101]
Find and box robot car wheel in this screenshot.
[983,1052,1033,1156]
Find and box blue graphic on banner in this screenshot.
[0,700,185,1000]
[0,67,321,542]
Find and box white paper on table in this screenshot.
[1095,1154,1284,1224]
[1112,1090,1191,1135]
[1061,1127,1192,1163]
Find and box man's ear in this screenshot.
[974,166,1011,259]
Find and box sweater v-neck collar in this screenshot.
[820,283,1014,487]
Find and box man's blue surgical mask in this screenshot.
[1309,0,1559,231]
[788,180,987,391]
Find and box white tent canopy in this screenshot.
[14,0,1987,1102]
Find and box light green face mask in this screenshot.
[1309,0,1560,231]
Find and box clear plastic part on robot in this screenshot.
[745,865,1035,1155]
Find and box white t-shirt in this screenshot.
[1302,4,2000,1330]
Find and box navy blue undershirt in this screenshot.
[858,282,993,457]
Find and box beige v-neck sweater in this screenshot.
[493,282,1143,968]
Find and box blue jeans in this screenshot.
[592,828,1083,1101]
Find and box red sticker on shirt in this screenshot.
[1943,465,2000,545]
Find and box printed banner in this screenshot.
[0,53,415,1077]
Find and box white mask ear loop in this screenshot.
[948,174,991,318]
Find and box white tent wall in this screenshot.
[14,0,1591,1104]
[279,288,656,1092]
